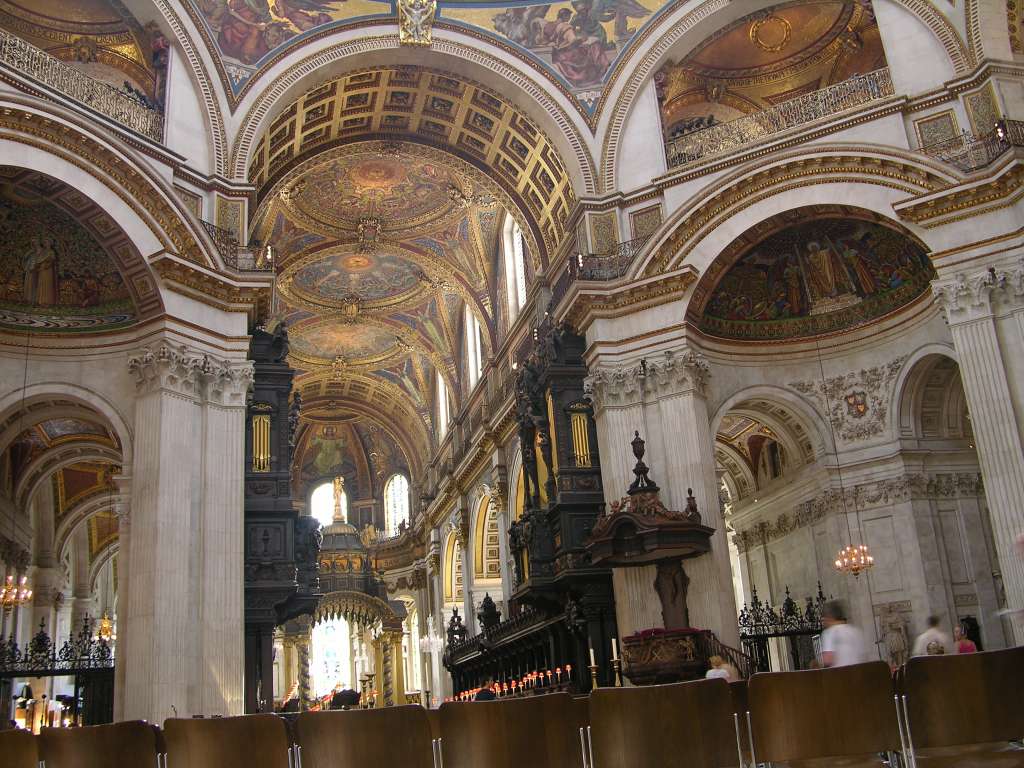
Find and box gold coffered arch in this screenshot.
[246,67,575,264]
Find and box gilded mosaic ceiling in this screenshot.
[691,207,935,341]
[185,0,677,112]
[0,168,144,333]
[657,0,887,134]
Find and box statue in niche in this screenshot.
[880,604,909,668]
[23,235,59,306]
[654,561,691,630]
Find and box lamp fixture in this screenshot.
[815,341,874,578]
[97,611,115,643]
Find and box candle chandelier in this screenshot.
[815,342,874,579]
[97,611,115,643]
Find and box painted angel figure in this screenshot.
[399,0,437,45]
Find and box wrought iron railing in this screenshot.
[737,583,827,638]
[0,28,163,141]
[0,618,113,676]
[665,68,894,169]
[919,119,1024,172]
[201,220,241,269]
[549,234,652,308]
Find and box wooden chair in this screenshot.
[293,706,434,768]
[902,646,1024,767]
[588,679,741,768]
[0,728,38,768]
[728,679,750,763]
[438,693,585,768]
[748,661,902,767]
[163,714,291,768]
[38,720,159,768]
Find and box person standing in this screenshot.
[819,600,867,668]
[912,616,952,656]
[474,677,497,701]
[953,625,977,654]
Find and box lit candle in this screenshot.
[556,667,562,682]
[566,663,572,676]
[589,644,596,667]
[611,638,618,661]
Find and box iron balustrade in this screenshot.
[919,119,1024,172]
[549,234,652,308]
[665,68,894,169]
[0,28,163,141]
[0,618,113,677]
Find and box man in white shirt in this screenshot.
[820,599,867,668]
[912,615,952,656]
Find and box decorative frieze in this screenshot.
[932,260,1024,324]
[127,342,253,404]
[585,350,710,410]
[789,356,905,442]
[733,472,984,552]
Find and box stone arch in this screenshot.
[229,34,596,195]
[0,94,217,271]
[472,492,501,582]
[597,0,972,191]
[89,540,118,597]
[15,442,122,514]
[55,489,129,566]
[0,385,133,467]
[442,528,463,605]
[893,347,971,441]
[632,145,956,285]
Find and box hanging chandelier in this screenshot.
[834,544,874,577]
[97,611,115,643]
[1,574,32,612]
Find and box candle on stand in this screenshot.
[589,643,596,667]
[611,638,618,661]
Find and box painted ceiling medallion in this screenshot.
[749,14,792,53]
[287,249,427,306]
[289,321,402,364]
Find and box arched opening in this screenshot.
[310,614,353,698]
[384,473,410,536]
[503,213,529,324]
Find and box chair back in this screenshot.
[0,728,38,768]
[438,693,584,768]
[903,646,1024,749]
[38,721,158,768]
[163,714,290,768]
[589,679,739,768]
[748,662,900,762]
[294,706,434,768]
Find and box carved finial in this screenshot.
[684,488,701,523]
[627,431,660,495]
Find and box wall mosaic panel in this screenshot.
[913,110,959,148]
[629,203,662,240]
[963,85,999,137]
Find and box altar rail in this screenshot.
[0,29,164,141]
[665,68,894,169]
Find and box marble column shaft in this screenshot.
[934,266,1024,643]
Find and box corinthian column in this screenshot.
[122,341,252,723]
[934,264,1024,642]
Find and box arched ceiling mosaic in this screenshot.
[0,167,156,333]
[249,67,571,261]
[185,0,679,112]
[656,0,887,135]
[690,206,935,341]
[0,0,158,94]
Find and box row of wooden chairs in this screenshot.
[2,647,1020,768]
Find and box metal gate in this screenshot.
[0,618,115,726]
[737,584,828,672]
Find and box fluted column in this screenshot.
[122,342,252,723]
[587,350,740,647]
[934,264,1024,643]
[112,490,130,721]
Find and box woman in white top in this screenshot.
[705,655,739,682]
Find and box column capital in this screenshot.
[585,349,710,410]
[933,259,1024,324]
[127,342,253,404]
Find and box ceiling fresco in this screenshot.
[694,212,935,341]
[288,320,403,362]
[290,249,426,304]
[656,0,886,136]
[185,0,677,112]
[88,509,119,562]
[1,418,118,499]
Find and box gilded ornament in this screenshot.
[398,0,437,46]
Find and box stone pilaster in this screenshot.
[121,341,253,723]
[586,350,739,646]
[112,492,130,722]
[934,263,1024,642]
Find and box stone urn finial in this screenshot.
[628,431,659,495]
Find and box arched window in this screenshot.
[465,305,484,388]
[310,478,346,528]
[436,371,451,440]
[384,473,410,535]
[503,214,528,319]
[310,615,351,698]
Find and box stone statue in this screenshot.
[880,604,908,668]
[477,593,501,632]
[446,607,467,646]
[654,561,690,630]
[398,0,436,45]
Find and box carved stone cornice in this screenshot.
[732,471,984,552]
[450,507,470,551]
[585,349,710,411]
[932,259,1024,324]
[127,342,253,404]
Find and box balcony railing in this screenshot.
[919,119,1024,173]
[549,235,652,308]
[200,221,274,271]
[665,68,894,169]
[0,28,163,141]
